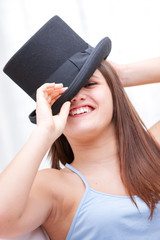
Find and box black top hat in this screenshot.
[3,16,111,124]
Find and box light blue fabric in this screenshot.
[65,163,160,240]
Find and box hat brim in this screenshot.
[29,37,111,124]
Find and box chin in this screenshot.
[64,112,113,142]
[64,123,107,143]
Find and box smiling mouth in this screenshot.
[69,106,94,116]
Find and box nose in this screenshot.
[71,88,86,103]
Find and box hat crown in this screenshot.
[4,16,88,97]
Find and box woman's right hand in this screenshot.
[36,83,71,141]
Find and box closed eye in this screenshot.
[84,82,97,88]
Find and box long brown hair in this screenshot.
[49,60,160,218]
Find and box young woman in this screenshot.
[0,58,160,240]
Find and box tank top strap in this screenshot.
[65,163,89,189]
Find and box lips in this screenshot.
[69,105,94,116]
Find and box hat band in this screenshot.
[30,45,93,100]
[69,45,93,70]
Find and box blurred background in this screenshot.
[0,0,160,172]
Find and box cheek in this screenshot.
[98,94,114,129]
[97,89,113,117]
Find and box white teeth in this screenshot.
[70,106,92,116]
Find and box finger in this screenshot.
[48,87,68,100]
[39,83,63,94]
[40,82,55,91]
[52,83,63,89]
[59,101,71,121]
[43,86,67,99]
[36,87,47,101]
[45,83,63,90]
[44,86,67,94]
[50,95,60,106]
[43,86,66,99]
[49,87,68,105]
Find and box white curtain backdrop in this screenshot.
[0,0,160,172]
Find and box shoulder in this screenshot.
[149,121,160,145]
[36,165,85,207]
[36,166,74,188]
[35,166,80,202]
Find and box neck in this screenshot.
[67,123,119,170]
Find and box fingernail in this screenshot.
[56,83,63,86]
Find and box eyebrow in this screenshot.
[91,74,99,79]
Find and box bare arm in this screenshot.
[110,57,160,144]
[110,57,160,87]
[0,83,70,238]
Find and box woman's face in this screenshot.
[63,69,114,141]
